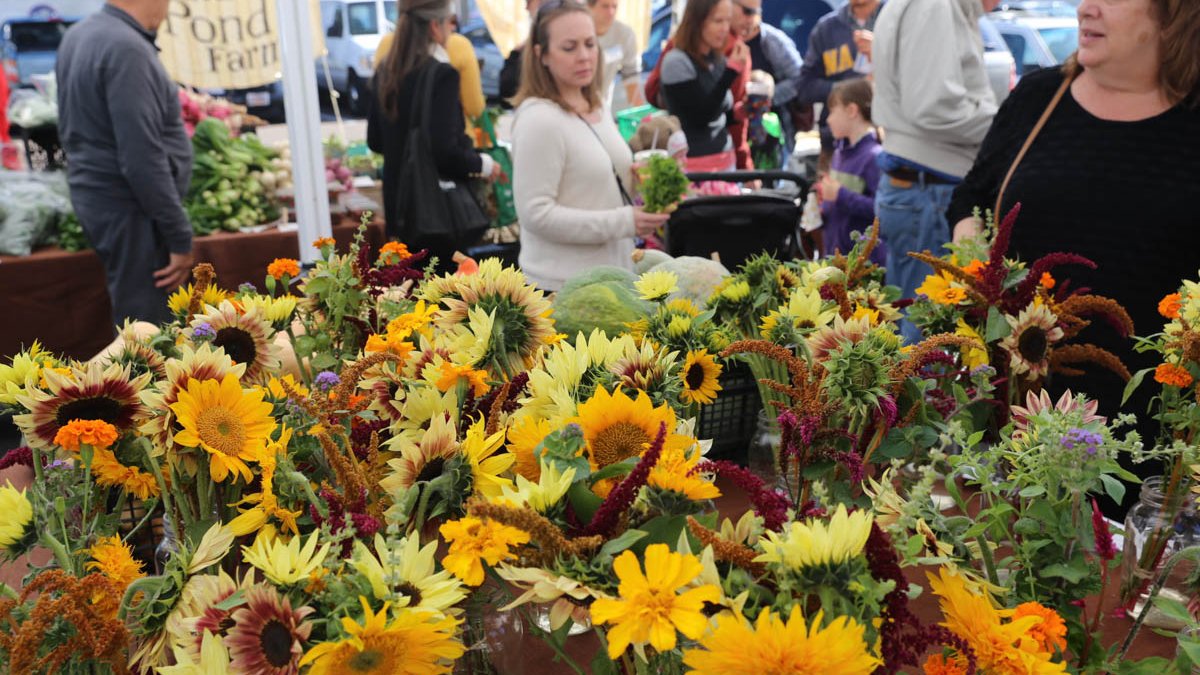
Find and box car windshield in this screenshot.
[7,21,71,52]
[1038,26,1078,64]
[384,1,397,25]
[978,18,1007,52]
[348,2,379,35]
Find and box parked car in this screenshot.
[2,17,74,87]
[319,0,396,114]
[458,7,503,102]
[980,16,1017,105]
[217,81,286,124]
[995,1,1078,17]
[991,12,1078,76]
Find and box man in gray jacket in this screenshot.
[57,0,193,326]
[872,0,1000,342]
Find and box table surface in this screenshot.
[0,220,384,361]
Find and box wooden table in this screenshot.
[0,220,384,361]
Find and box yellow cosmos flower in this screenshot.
[386,299,438,339]
[85,535,146,591]
[300,598,464,675]
[756,504,873,570]
[364,332,416,360]
[170,374,276,483]
[916,273,968,306]
[680,350,722,406]
[635,270,679,301]
[684,609,881,675]
[590,544,722,659]
[242,530,331,586]
[439,516,530,586]
[0,483,34,553]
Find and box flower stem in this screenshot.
[1120,545,1200,660]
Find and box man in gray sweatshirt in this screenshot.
[872,0,1000,342]
[57,0,193,327]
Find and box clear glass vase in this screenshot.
[1119,476,1200,628]
[153,512,179,574]
[532,601,592,636]
[747,411,782,488]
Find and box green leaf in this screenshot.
[591,649,620,675]
[966,430,985,450]
[985,306,1012,342]
[1177,638,1200,665]
[598,530,649,560]
[1040,562,1089,583]
[566,483,603,525]
[1153,596,1195,626]
[1018,485,1046,498]
[1123,368,1153,405]
[635,515,688,552]
[587,457,639,486]
[1100,474,1127,503]
[1116,657,1175,675]
[214,589,246,611]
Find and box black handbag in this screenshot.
[395,61,489,255]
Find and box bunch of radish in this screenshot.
[326,157,354,192]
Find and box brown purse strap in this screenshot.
[994,72,1076,218]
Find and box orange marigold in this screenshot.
[54,419,119,452]
[923,653,968,675]
[266,258,301,280]
[1040,272,1056,290]
[962,259,987,280]
[1159,293,1183,320]
[1155,363,1194,388]
[312,237,336,250]
[379,241,411,261]
[1013,602,1067,654]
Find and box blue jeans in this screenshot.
[876,176,956,344]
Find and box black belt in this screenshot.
[886,167,956,185]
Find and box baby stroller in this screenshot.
[664,170,810,270]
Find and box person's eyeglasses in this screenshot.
[735,2,760,16]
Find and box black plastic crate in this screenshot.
[698,360,762,462]
[12,123,66,172]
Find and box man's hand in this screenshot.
[853,30,874,60]
[952,217,982,244]
[154,251,194,290]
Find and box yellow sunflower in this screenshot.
[381,414,460,494]
[680,350,722,406]
[506,416,553,482]
[352,533,467,613]
[635,270,679,301]
[168,283,229,316]
[460,420,514,499]
[15,360,151,451]
[648,446,720,501]
[300,598,464,675]
[955,319,990,370]
[91,446,161,499]
[188,300,280,384]
[140,344,246,465]
[573,388,692,491]
[590,544,721,658]
[682,609,882,675]
[0,340,59,407]
[242,530,331,586]
[86,535,146,592]
[228,427,302,536]
[1000,302,1065,381]
[170,374,276,483]
[0,483,34,554]
[239,294,299,329]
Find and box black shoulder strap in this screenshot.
[408,60,440,132]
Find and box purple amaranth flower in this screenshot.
[581,423,666,538]
[698,459,792,531]
[192,322,215,340]
[314,371,341,391]
[834,451,866,483]
[1092,498,1117,561]
[876,395,898,428]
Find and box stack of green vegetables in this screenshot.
[185,119,282,235]
[638,154,690,214]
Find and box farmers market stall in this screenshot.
[0,219,383,361]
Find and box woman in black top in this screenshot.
[658,0,749,170]
[368,0,499,244]
[948,0,1200,494]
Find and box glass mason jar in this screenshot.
[153,512,179,574]
[1119,476,1200,628]
[746,411,782,488]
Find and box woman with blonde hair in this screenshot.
[511,0,668,291]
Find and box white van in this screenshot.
[319,0,397,113]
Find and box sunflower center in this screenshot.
[685,364,707,391]
[258,618,294,668]
[214,327,258,365]
[55,396,124,427]
[1017,326,1049,364]
[591,422,650,468]
[415,457,447,484]
[797,320,815,330]
[396,582,424,605]
[349,649,385,671]
[195,407,247,456]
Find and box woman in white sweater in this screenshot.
[511,0,668,291]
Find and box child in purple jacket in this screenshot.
[815,78,886,266]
